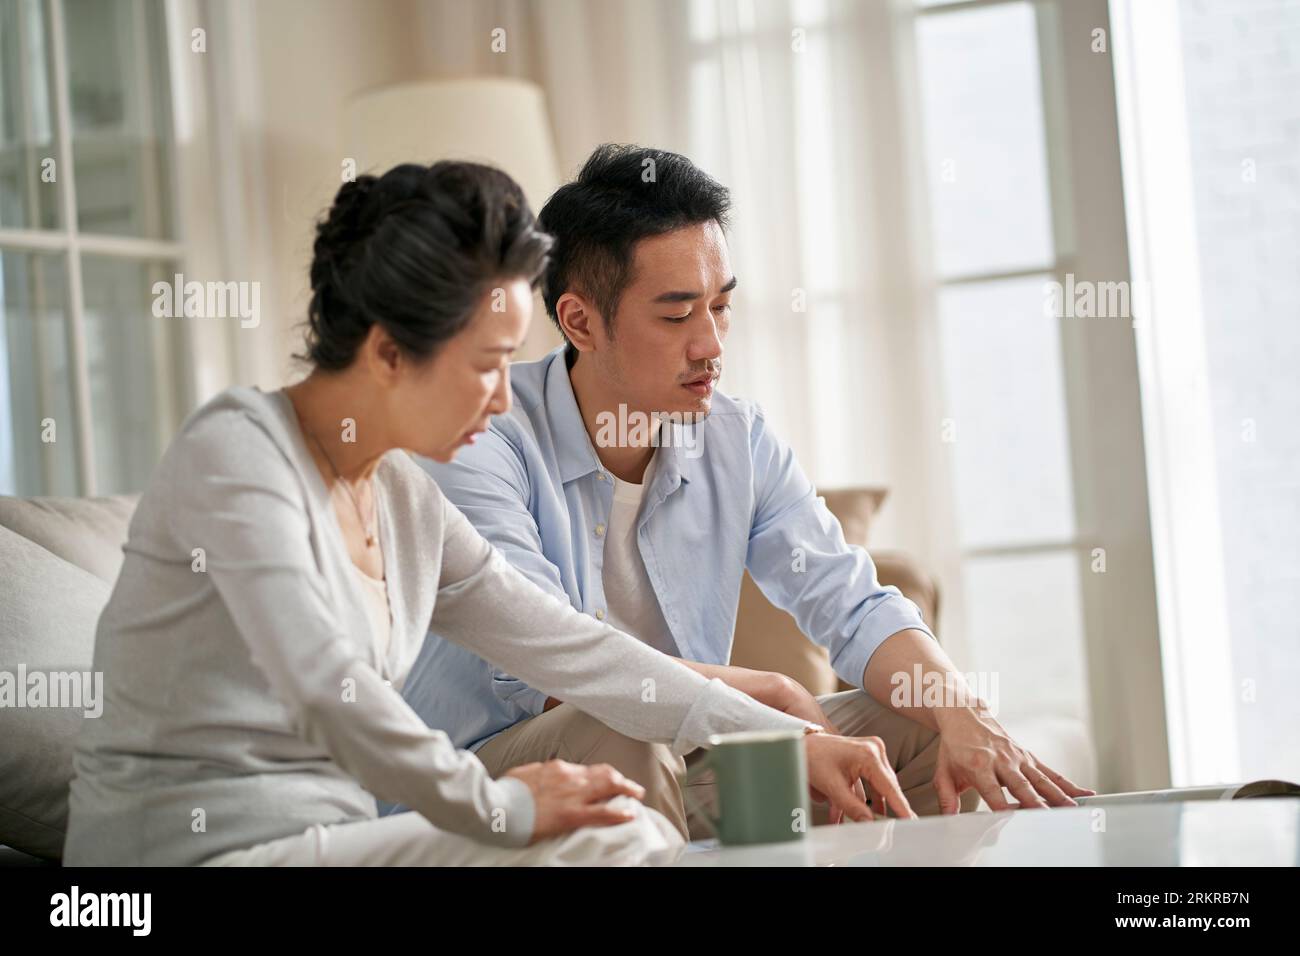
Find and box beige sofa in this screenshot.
[0,495,138,864]
[730,487,940,697]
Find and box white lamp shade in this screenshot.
[342,77,560,214]
[341,77,565,358]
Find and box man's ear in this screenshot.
[556,292,600,353]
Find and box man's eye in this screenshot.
[663,313,691,323]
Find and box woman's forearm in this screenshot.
[546,661,788,713]
[434,499,809,752]
[671,660,788,708]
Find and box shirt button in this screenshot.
[597,472,608,481]
[595,609,605,621]
[594,523,606,537]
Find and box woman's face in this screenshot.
[387,277,533,462]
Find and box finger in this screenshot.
[998,767,1050,810]
[1023,763,1075,807]
[832,784,852,825]
[826,775,874,823]
[974,773,1013,812]
[933,763,961,815]
[816,783,846,824]
[1032,756,1096,797]
[860,756,916,820]
[584,766,646,803]
[851,778,869,823]
[573,802,640,829]
[856,778,884,818]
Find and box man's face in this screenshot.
[587,220,733,417]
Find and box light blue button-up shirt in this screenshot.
[400,345,934,756]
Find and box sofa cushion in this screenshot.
[730,487,901,696]
[0,520,116,860]
[0,495,136,585]
[819,487,888,547]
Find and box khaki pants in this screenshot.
[475,689,982,841]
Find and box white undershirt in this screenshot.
[601,450,678,657]
[351,564,392,662]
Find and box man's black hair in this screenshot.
[537,144,731,360]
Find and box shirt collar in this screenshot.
[544,348,604,484]
[541,347,696,488]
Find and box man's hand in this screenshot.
[803,732,916,823]
[932,706,1096,813]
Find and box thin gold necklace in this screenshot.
[307,428,377,549]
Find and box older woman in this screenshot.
[63,161,908,866]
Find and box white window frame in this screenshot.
[0,0,189,494]
[0,0,261,496]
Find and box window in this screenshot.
[912,0,1093,740]
[0,0,185,496]
[611,0,1164,789]
[1112,0,1300,784]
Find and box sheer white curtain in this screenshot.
[1112,0,1300,784]
[413,0,943,563]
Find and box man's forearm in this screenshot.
[862,628,987,733]
[543,659,788,713]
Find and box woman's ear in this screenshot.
[365,324,404,383]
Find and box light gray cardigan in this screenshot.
[63,387,806,866]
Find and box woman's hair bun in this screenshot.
[301,162,552,371]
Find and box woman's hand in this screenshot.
[504,759,647,844]
[759,674,877,823]
[804,732,916,822]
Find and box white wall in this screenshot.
[246,0,424,387]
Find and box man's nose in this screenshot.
[688,313,724,363]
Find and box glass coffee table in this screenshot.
[661,797,1299,866]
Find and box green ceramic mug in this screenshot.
[681,729,811,845]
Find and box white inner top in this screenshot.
[601,449,678,657]
[351,563,392,662]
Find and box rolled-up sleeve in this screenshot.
[743,405,935,690]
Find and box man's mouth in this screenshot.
[682,374,716,397]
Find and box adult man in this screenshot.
[398,145,1093,838]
